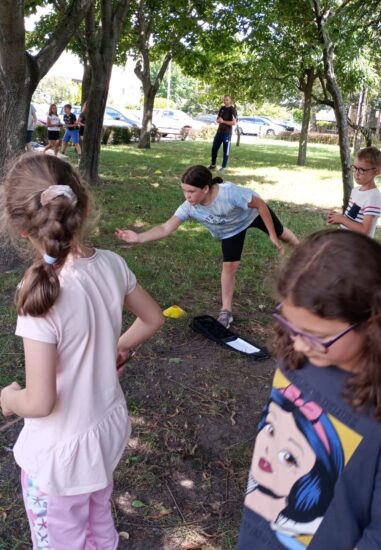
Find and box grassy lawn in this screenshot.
[93,138,348,314]
[0,138,379,549]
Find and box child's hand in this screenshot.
[270,235,284,255]
[116,347,135,379]
[327,210,342,225]
[0,382,21,416]
[115,228,140,244]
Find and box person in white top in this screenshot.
[0,154,164,550]
[328,146,381,238]
[44,103,62,156]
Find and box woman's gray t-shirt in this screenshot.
[174,182,260,240]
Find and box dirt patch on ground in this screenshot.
[0,260,275,549]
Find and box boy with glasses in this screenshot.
[327,146,381,237]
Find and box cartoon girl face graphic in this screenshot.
[245,385,344,545]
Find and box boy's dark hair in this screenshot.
[273,229,381,418]
[64,103,72,110]
[2,154,92,317]
[181,165,223,188]
[357,146,381,168]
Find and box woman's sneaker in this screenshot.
[217,309,233,328]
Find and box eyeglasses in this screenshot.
[351,164,376,176]
[272,304,359,353]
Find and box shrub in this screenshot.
[102,126,140,145]
[33,125,48,145]
[197,125,216,141]
[272,131,340,145]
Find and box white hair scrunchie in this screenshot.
[40,185,77,207]
[43,254,57,265]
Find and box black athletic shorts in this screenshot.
[48,130,60,141]
[221,207,284,262]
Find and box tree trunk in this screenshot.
[313,2,353,211]
[353,88,368,155]
[0,4,38,173]
[139,88,155,149]
[79,0,130,183]
[81,60,92,105]
[80,63,111,184]
[0,0,91,176]
[297,69,315,166]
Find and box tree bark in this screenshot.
[297,69,316,166]
[139,87,156,149]
[312,0,353,211]
[353,87,368,155]
[136,53,172,149]
[81,60,92,105]
[80,0,130,183]
[0,0,91,177]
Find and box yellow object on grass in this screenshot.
[163,305,186,318]
[154,170,162,175]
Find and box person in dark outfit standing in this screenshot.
[209,95,237,174]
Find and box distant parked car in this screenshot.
[194,114,218,125]
[56,105,138,129]
[152,109,207,136]
[236,117,262,136]
[104,106,140,128]
[259,116,300,132]
[236,116,291,136]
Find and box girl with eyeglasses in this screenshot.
[327,146,381,237]
[237,229,381,550]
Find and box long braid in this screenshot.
[2,154,90,316]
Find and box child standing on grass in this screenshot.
[0,154,164,550]
[237,229,381,550]
[116,165,298,328]
[61,104,81,161]
[327,146,381,237]
[43,103,62,156]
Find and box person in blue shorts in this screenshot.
[116,165,299,328]
[61,104,81,160]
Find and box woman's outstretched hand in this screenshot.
[115,228,140,244]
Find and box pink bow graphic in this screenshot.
[281,384,330,453]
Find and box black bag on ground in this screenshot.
[191,315,269,360]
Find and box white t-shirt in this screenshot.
[174,182,260,239]
[14,249,136,496]
[341,186,381,237]
[47,114,61,132]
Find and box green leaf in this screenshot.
[132,499,147,508]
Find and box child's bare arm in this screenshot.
[248,196,284,253]
[327,211,374,236]
[115,215,182,244]
[117,284,164,364]
[0,339,57,418]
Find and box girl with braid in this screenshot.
[0,154,164,550]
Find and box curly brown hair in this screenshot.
[272,229,381,418]
[2,153,92,317]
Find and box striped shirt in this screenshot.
[341,186,381,237]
